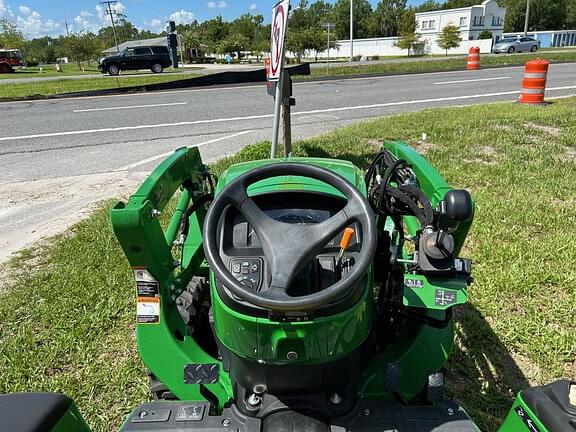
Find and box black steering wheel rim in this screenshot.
[203,162,377,312]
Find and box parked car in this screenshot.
[99,45,172,76]
[493,37,541,54]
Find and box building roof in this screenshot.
[415,0,500,17]
[103,36,167,55]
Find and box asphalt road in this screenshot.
[0,63,575,262]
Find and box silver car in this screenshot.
[493,37,541,54]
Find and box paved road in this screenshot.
[0,63,574,262]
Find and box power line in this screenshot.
[99,1,120,52]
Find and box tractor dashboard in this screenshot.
[216,191,362,308]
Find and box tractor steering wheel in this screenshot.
[203,163,377,312]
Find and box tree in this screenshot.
[333,0,375,39]
[182,30,201,62]
[0,19,25,50]
[218,34,250,60]
[374,0,408,37]
[437,24,461,56]
[478,30,493,39]
[394,30,421,56]
[398,8,416,35]
[414,0,442,13]
[61,32,101,66]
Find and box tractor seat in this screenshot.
[0,392,73,432]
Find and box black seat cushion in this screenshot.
[0,393,72,432]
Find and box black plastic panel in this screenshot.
[120,399,479,431]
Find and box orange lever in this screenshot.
[339,228,355,251]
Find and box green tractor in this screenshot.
[2,143,574,431]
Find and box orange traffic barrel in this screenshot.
[467,46,480,70]
[519,58,550,104]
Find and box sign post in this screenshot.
[269,0,290,159]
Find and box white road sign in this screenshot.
[270,0,290,82]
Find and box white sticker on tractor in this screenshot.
[137,297,160,324]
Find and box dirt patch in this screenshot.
[462,158,498,166]
[0,171,148,268]
[367,139,383,151]
[479,145,498,156]
[510,352,543,386]
[524,122,562,137]
[412,139,438,155]
[560,147,576,162]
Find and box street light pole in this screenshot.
[350,0,354,62]
[524,0,530,37]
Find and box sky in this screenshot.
[0,0,428,39]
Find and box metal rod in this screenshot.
[282,73,292,157]
[327,25,330,75]
[270,67,284,159]
[349,0,354,62]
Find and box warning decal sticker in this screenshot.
[137,297,160,324]
[134,268,160,324]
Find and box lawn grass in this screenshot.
[1,98,575,431]
[0,63,201,80]
[0,63,101,79]
[0,73,201,99]
[303,50,576,78]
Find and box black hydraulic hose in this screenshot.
[398,185,434,228]
[180,194,212,239]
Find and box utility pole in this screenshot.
[350,0,354,62]
[523,0,530,37]
[100,1,120,53]
[64,21,70,37]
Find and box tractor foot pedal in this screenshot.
[427,372,444,403]
[385,362,401,393]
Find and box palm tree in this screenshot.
[182,30,202,63]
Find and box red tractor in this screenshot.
[0,49,25,73]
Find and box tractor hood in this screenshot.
[215,157,367,199]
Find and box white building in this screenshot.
[416,0,507,43]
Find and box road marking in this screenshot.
[434,77,511,85]
[113,130,254,171]
[1,86,575,142]
[73,102,187,113]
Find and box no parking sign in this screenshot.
[270,0,290,82]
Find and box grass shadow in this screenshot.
[446,303,529,431]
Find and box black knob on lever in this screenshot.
[437,190,473,233]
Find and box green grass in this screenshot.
[303,50,576,79]
[0,63,201,80]
[1,98,576,431]
[0,73,201,99]
[0,63,101,79]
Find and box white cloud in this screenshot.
[95,1,126,23]
[143,18,163,33]
[249,3,257,11]
[169,9,195,25]
[0,0,14,18]
[70,2,125,35]
[72,11,100,33]
[208,1,226,8]
[16,10,61,38]
[18,5,31,15]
